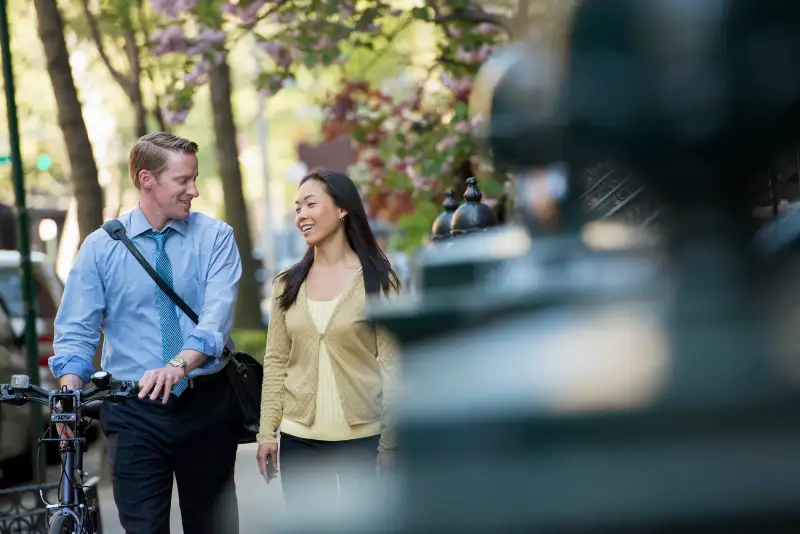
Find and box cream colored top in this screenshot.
[281,295,380,441]
[257,272,400,451]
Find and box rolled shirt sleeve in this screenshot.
[50,234,105,383]
[180,223,242,358]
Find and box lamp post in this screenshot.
[253,38,276,283]
[0,0,44,476]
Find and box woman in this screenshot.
[256,168,400,511]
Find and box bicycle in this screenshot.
[0,371,138,534]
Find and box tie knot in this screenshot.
[145,228,173,249]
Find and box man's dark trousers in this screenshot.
[100,372,241,534]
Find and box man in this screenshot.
[51,132,243,534]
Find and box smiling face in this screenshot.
[295,178,346,246]
[140,150,199,221]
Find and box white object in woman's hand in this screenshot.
[377,450,394,476]
[257,443,279,484]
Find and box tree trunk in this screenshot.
[133,99,147,138]
[123,27,147,138]
[208,56,263,330]
[154,102,169,133]
[34,0,102,243]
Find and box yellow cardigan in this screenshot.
[257,270,399,451]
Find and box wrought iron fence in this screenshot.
[582,142,800,230]
[0,477,101,534]
[0,482,56,534]
[580,162,664,229]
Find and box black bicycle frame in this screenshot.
[60,442,81,506]
[1,374,137,531]
[50,390,85,510]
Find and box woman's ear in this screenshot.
[339,209,348,221]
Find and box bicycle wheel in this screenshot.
[49,512,76,534]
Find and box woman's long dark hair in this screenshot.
[277,169,400,311]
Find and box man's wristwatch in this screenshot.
[168,356,188,376]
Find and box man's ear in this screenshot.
[139,170,153,189]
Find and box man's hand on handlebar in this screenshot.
[55,374,83,444]
[59,374,83,391]
[138,365,185,404]
[1,372,139,438]
[53,403,75,445]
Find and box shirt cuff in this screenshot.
[49,355,95,384]
[181,329,220,358]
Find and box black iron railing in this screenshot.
[0,477,102,534]
[581,163,664,229]
[0,482,57,534]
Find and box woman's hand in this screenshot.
[257,443,279,483]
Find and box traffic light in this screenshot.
[36,154,51,171]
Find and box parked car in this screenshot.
[0,294,34,485]
[0,250,63,393]
[0,251,86,466]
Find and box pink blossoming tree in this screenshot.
[150,0,537,248]
[147,0,264,328]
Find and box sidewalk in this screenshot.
[97,443,285,533]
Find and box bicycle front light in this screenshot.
[10,374,30,389]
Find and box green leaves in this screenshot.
[141,0,511,245]
[304,52,320,68]
[192,0,224,29]
[100,0,134,30]
[410,6,431,21]
[453,101,469,119]
[357,6,380,29]
[395,200,441,250]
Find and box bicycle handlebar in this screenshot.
[0,371,139,412]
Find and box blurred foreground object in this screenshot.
[280,0,800,532]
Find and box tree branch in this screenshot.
[432,7,511,33]
[248,0,293,27]
[355,17,414,79]
[229,0,293,46]
[412,63,438,108]
[80,0,134,99]
[437,55,476,69]
[154,95,169,132]
[123,27,141,94]
[134,0,171,131]
[428,2,455,39]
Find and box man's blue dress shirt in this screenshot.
[50,205,242,383]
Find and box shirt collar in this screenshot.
[129,203,189,238]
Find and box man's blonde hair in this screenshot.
[129,132,199,188]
